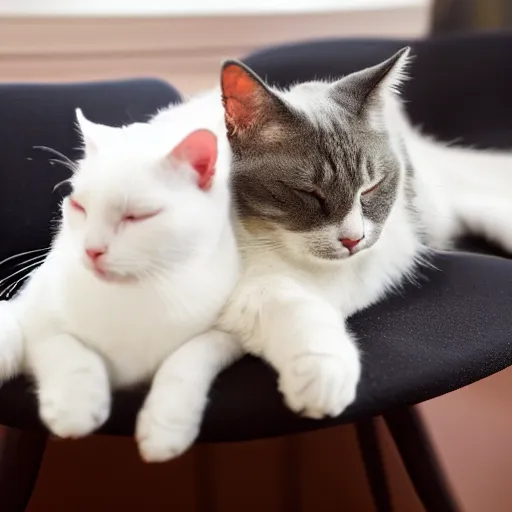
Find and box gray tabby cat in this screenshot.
[217,48,512,418]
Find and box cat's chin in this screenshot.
[90,266,137,284]
[315,238,373,262]
[289,250,350,270]
[309,248,351,263]
[308,246,371,265]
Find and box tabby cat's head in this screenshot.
[221,48,410,263]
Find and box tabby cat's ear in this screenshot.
[220,60,287,141]
[330,47,411,126]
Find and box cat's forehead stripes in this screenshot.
[279,81,382,189]
[279,81,337,125]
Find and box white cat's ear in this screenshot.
[330,47,411,127]
[220,60,287,141]
[75,108,119,153]
[75,108,100,153]
[169,129,218,191]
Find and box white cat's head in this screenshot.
[61,109,224,283]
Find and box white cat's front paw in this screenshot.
[136,400,200,463]
[0,301,23,381]
[39,374,111,438]
[279,351,361,419]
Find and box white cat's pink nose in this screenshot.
[85,247,107,262]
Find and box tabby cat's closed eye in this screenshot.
[361,176,386,196]
[291,186,327,212]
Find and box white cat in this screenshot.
[216,51,512,420]
[0,95,240,462]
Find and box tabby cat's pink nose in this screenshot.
[340,237,362,251]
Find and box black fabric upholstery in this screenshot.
[0,34,512,442]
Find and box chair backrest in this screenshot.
[243,32,512,148]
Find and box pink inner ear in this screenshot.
[221,64,261,133]
[170,129,218,190]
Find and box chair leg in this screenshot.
[0,427,47,512]
[355,418,393,512]
[383,406,460,512]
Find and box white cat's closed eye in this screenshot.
[68,197,161,222]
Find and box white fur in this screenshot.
[399,113,512,252]
[0,92,240,462]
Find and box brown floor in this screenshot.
[420,365,512,512]
[26,423,423,512]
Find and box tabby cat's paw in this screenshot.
[279,350,361,419]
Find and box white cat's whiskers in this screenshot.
[33,146,75,166]
[49,159,77,174]
[33,146,78,184]
[1,280,19,299]
[15,253,49,268]
[0,247,49,268]
[0,262,42,299]
[0,253,47,298]
[0,259,46,290]
[0,248,49,297]
[53,178,73,193]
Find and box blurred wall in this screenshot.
[0,4,429,93]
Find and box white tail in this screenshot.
[400,110,512,252]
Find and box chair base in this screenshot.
[356,419,392,512]
[357,407,460,512]
[0,428,47,512]
[0,406,458,511]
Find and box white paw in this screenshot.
[0,301,23,381]
[39,373,111,438]
[279,350,361,419]
[136,388,203,463]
